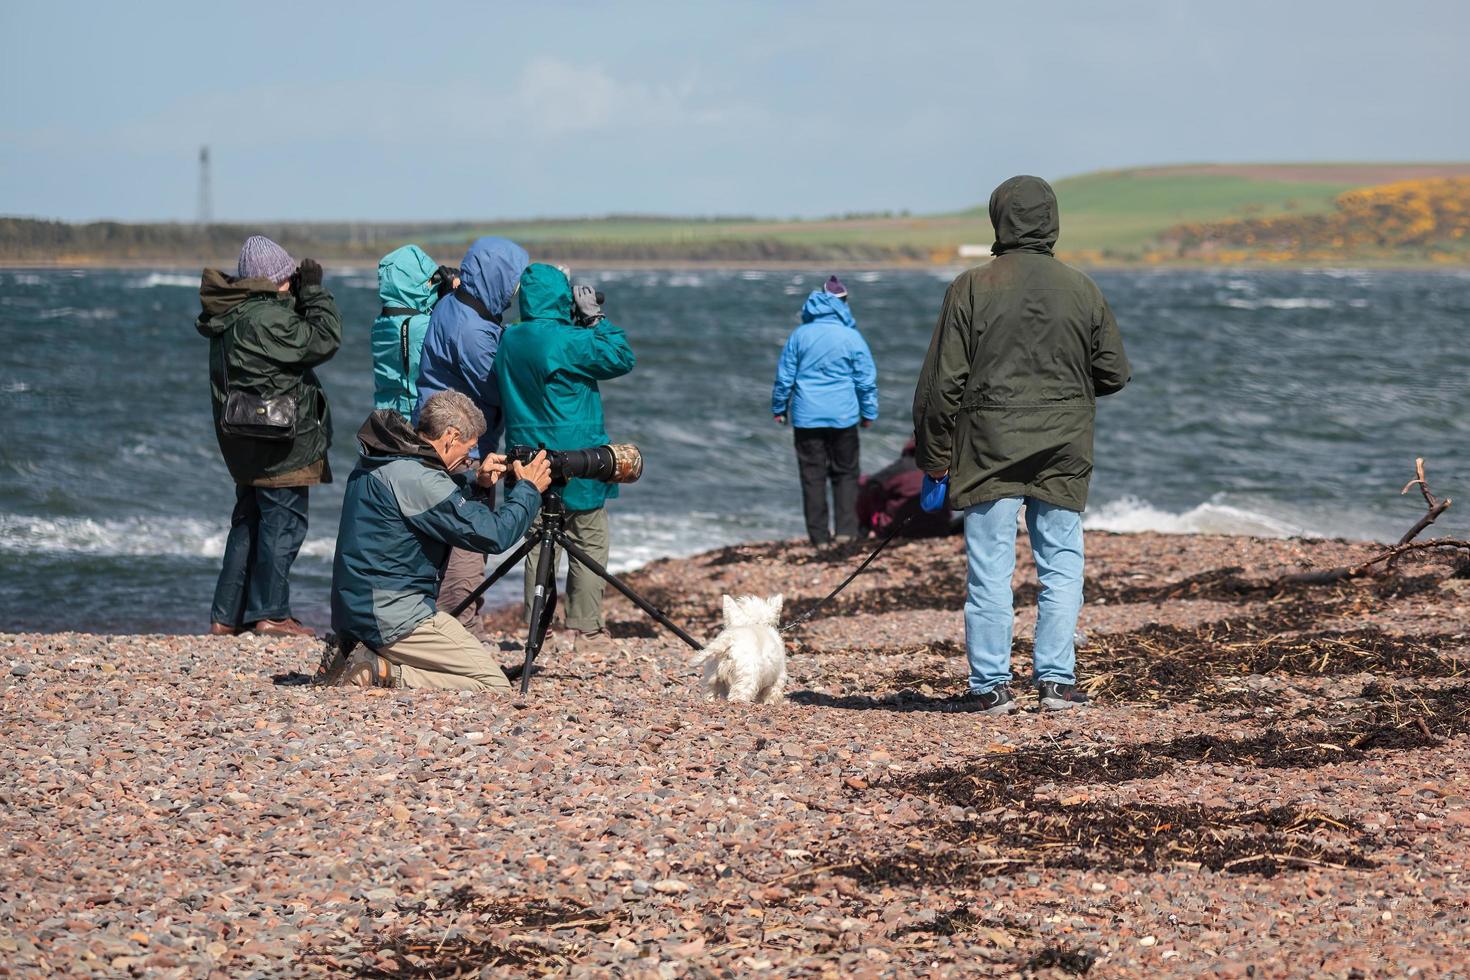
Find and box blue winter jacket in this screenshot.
[331,410,541,650]
[771,290,879,429]
[415,237,530,457]
[372,245,440,416]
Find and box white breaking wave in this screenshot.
[0,514,336,561]
[1222,297,1334,311]
[1084,496,1314,538]
[132,272,197,288]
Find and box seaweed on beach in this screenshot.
[894,685,1468,808]
[842,801,1377,882]
[305,894,622,978]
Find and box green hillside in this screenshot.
[6,163,1469,265]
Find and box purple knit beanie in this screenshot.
[823,275,848,298]
[237,235,296,284]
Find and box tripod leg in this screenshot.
[449,533,539,619]
[518,531,561,695]
[556,533,705,651]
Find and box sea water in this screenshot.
[1,266,1467,633]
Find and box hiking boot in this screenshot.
[1037,681,1090,711]
[332,647,394,688]
[947,686,1017,715]
[570,628,619,656]
[208,622,239,636]
[252,618,315,638]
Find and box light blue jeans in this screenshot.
[963,497,1084,694]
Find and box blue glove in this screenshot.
[920,473,949,513]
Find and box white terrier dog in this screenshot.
[695,594,787,703]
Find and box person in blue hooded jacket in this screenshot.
[415,236,531,636]
[372,244,454,416]
[771,275,879,545]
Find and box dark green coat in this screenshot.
[912,175,1131,512]
[196,269,343,487]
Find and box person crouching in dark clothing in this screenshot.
[325,392,552,690]
[857,438,963,538]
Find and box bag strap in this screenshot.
[452,287,502,325]
[380,306,419,318]
[399,318,413,400]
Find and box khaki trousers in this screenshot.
[376,612,511,692]
[524,507,609,632]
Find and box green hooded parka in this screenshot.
[912,175,1131,512]
[196,270,343,486]
[495,264,636,512]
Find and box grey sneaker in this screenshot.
[333,647,393,688]
[948,686,1017,715]
[1037,681,1090,711]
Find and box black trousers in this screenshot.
[793,425,860,544]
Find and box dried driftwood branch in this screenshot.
[1274,457,1462,588]
[1389,457,1452,567]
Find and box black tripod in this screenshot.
[450,485,704,694]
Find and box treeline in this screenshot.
[0,217,928,264]
[0,218,476,262]
[1159,178,1470,262]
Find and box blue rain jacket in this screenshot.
[771,290,879,429]
[372,245,440,416]
[331,410,541,649]
[415,237,530,457]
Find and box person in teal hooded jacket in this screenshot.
[371,245,453,417]
[496,263,635,638]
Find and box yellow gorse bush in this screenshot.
[1162,177,1470,260]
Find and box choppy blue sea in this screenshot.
[1,266,1468,633]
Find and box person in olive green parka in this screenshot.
[197,235,343,638]
[913,176,1130,715]
[496,263,635,638]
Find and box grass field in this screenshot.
[8,163,1469,265]
[436,164,1468,262]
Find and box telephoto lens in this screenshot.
[509,444,643,485]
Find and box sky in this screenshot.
[3,0,1468,223]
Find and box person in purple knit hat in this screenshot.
[197,235,342,638]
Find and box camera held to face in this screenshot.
[507,443,643,487]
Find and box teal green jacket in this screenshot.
[496,263,636,512]
[372,244,441,416]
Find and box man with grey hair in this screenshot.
[327,392,551,689]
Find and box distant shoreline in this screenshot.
[2,256,1466,273]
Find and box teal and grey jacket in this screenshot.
[330,410,541,649]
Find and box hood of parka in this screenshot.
[355,409,445,469]
[195,268,285,336]
[518,263,573,323]
[989,175,1060,256]
[799,289,856,327]
[378,244,440,314]
[458,236,530,316]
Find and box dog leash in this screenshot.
[779,513,917,634]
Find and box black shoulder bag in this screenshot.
[217,323,298,441]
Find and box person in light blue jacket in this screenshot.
[771,275,879,545]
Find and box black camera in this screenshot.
[508,443,643,486]
[429,265,461,300]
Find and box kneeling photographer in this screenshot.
[326,392,551,690]
[495,264,636,648]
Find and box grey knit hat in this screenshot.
[237,235,296,284]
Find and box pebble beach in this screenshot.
[3,530,1469,977]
